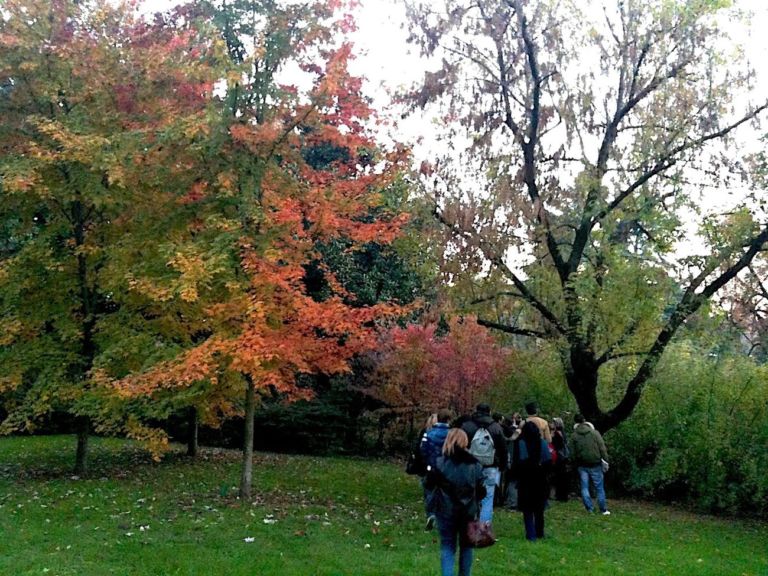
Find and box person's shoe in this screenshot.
[425,515,436,531]
[601,510,611,516]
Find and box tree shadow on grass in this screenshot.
[0,435,232,481]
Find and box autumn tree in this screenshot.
[368,316,508,430]
[0,0,218,472]
[115,0,409,497]
[405,0,768,431]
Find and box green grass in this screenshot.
[0,436,765,576]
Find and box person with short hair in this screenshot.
[524,401,552,443]
[428,428,486,576]
[570,413,610,515]
[460,403,508,523]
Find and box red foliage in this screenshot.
[368,316,509,416]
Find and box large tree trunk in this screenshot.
[566,347,609,432]
[74,416,89,476]
[239,377,256,499]
[187,407,199,458]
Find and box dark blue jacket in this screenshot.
[420,422,449,472]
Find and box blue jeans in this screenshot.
[578,465,607,512]
[479,467,499,523]
[422,478,436,517]
[437,514,473,576]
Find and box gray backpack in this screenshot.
[469,427,495,466]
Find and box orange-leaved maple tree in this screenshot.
[114,0,410,497]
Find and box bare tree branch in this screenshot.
[476,318,547,338]
[471,290,524,305]
[432,202,567,335]
[596,101,768,224]
[504,0,569,281]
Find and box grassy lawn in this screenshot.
[1,436,765,576]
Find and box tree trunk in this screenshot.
[74,416,89,476]
[72,194,96,477]
[239,377,256,499]
[565,347,606,430]
[187,407,199,458]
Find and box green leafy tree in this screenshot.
[0,0,219,472]
[405,0,768,431]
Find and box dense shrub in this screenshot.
[606,342,768,518]
[484,339,768,519]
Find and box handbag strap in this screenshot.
[472,465,481,521]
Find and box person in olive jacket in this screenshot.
[570,413,610,515]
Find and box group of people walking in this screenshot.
[413,402,611,576]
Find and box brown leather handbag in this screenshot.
[463,519,496,548]
[462,473,496,548]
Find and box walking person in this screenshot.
[421,409,452,530]
[570,413,610,515]
[551,417,570,502]
[512,420,552,541]
[460,403,508,523]
[428,428,486,576]
[405,414,436,522]
[501,413,522,510]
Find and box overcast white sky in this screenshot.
[347,0,768,150]
[142,0,768,152]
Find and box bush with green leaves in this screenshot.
[606,341,768,517]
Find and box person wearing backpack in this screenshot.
[421,409,452,530]
[427,428,486,576]
[460,403,508,523]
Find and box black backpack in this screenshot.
[405,432,427,475]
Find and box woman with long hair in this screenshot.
[512,420,553,541]
[428,428,486,576]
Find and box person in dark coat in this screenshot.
[460,403,508,523]
[421,409,452,530]
[512,420,552,541]
[428,428,486,576]
[502,413,523,510]
[551,417,570,501]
